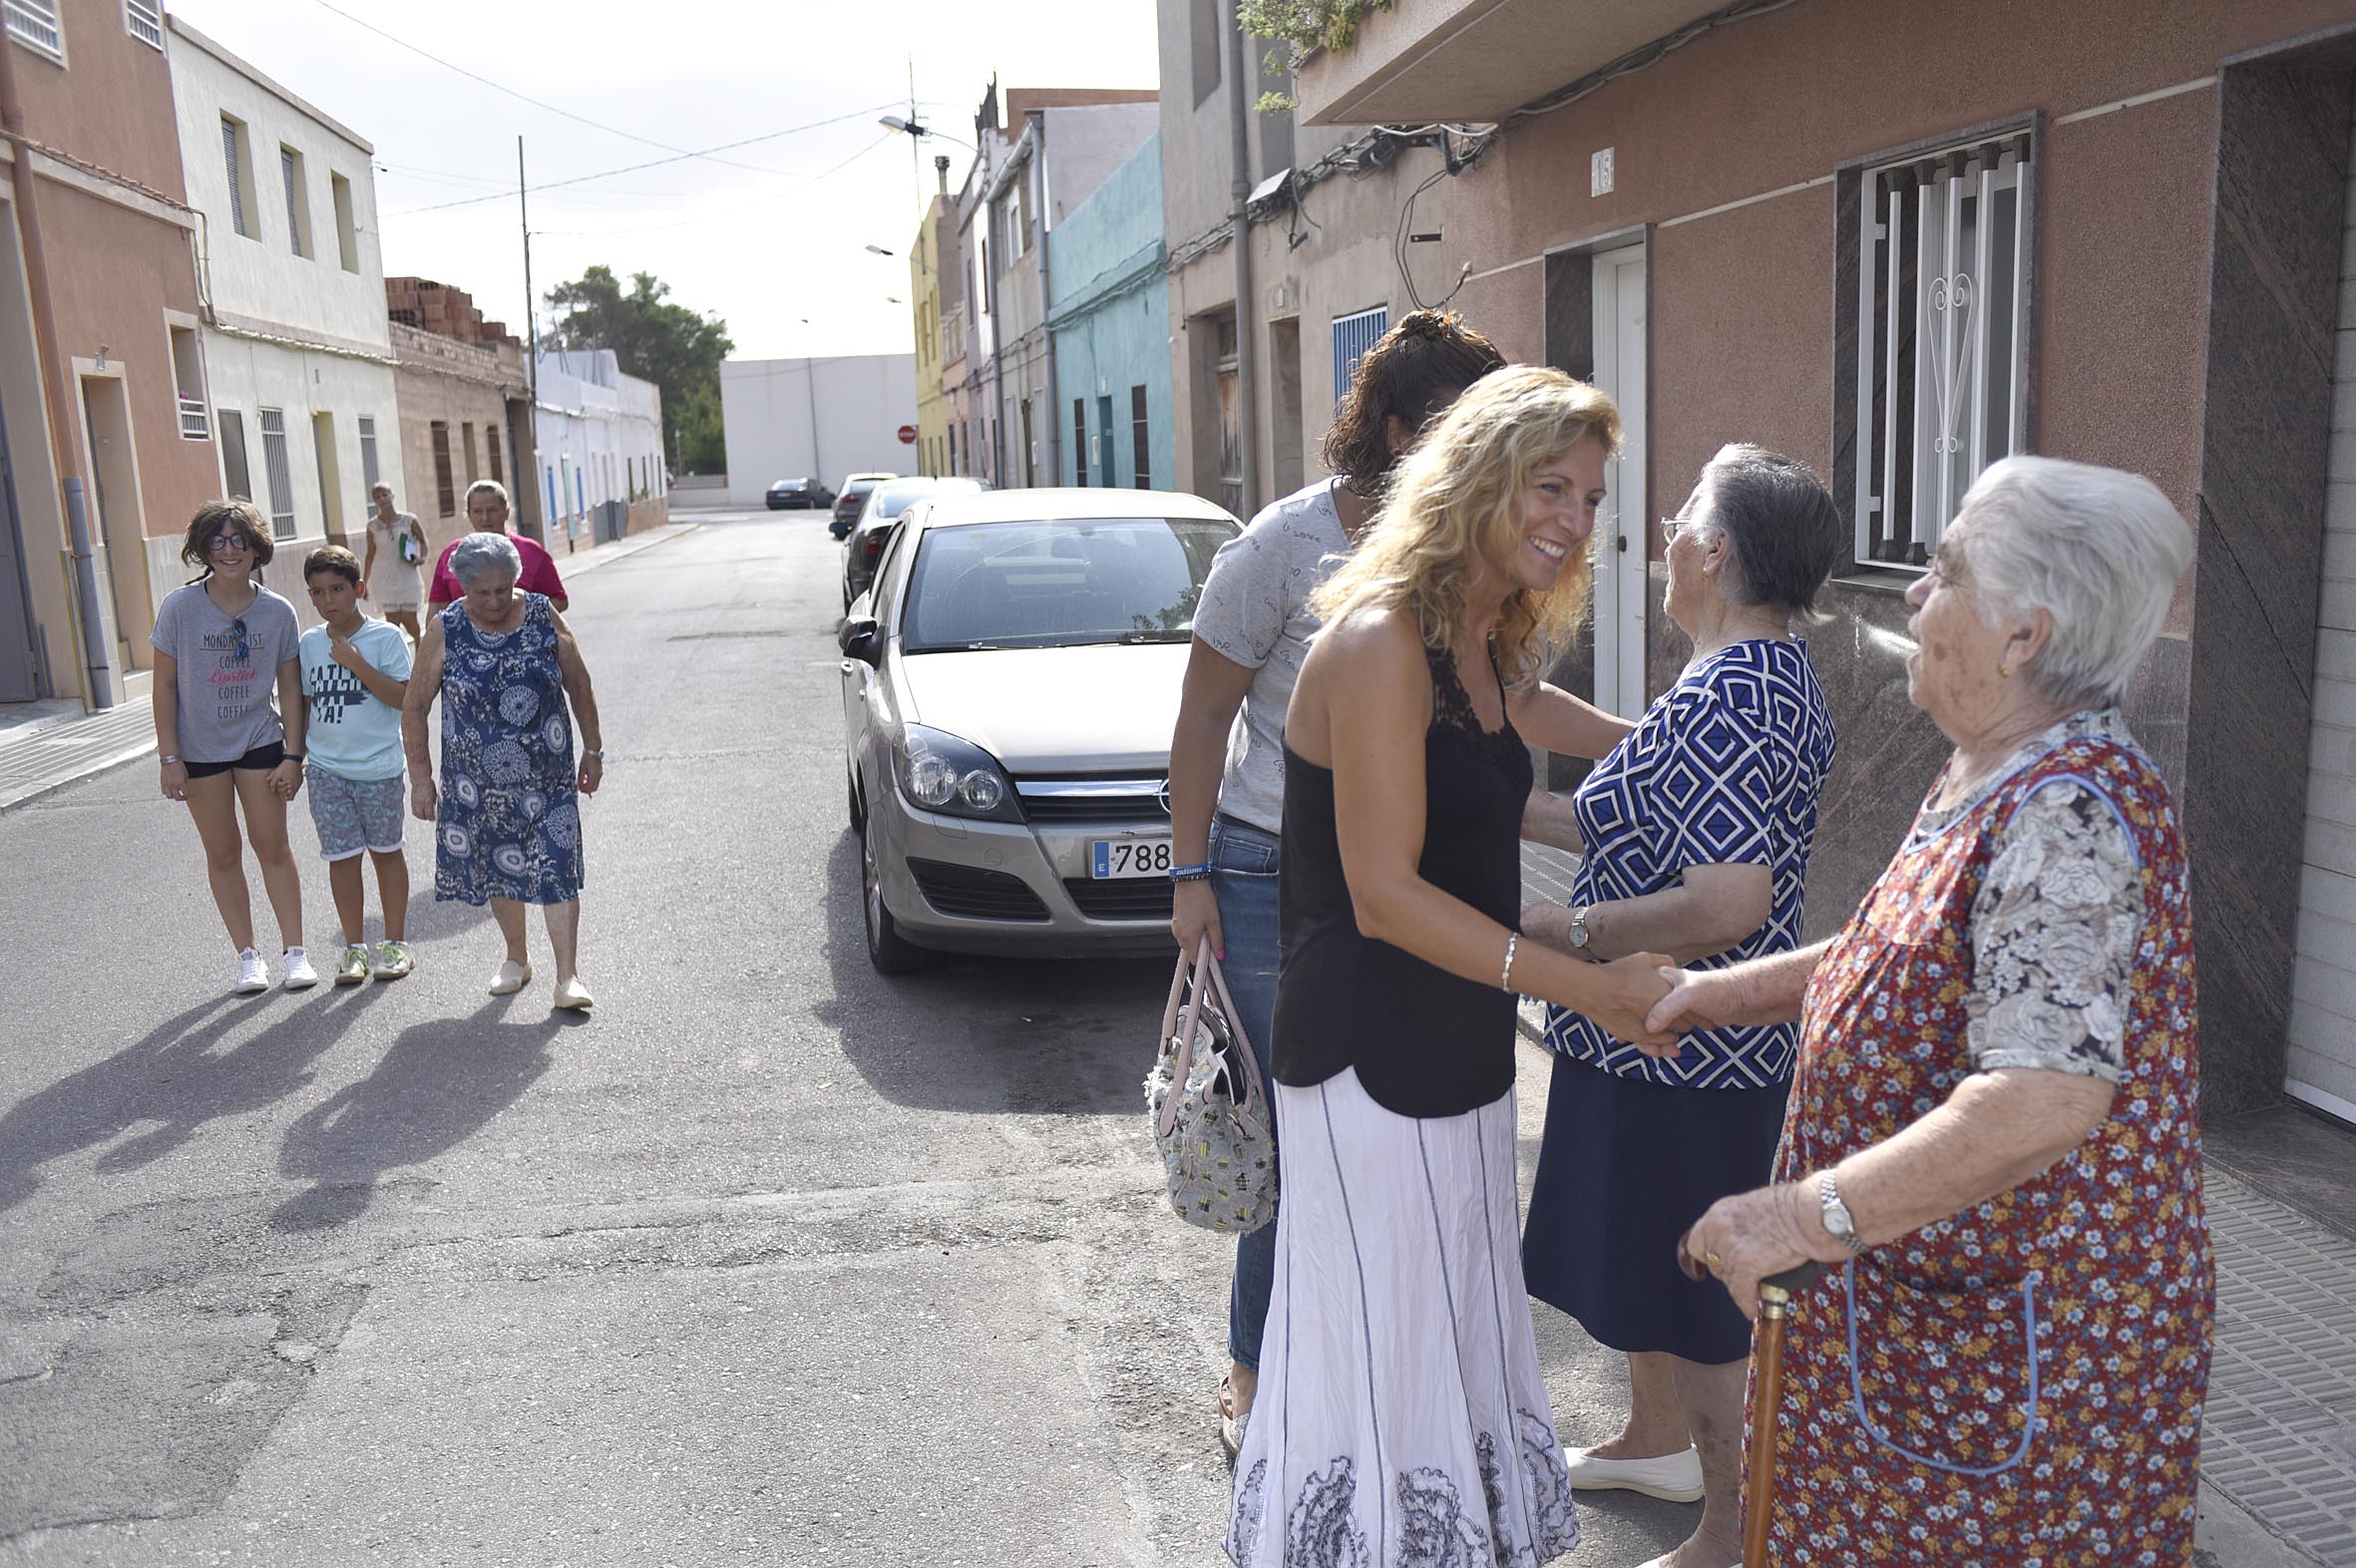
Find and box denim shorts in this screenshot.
[307,768,406,860]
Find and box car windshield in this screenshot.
[902,517,1235,652]
[870,479,981,522]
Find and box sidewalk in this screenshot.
[0,523,697,814]
[1514,839,2356,1568]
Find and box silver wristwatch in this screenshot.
[1819,1171,1867,1256]
[1567,905,1592,953]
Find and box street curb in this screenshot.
[554,523,701,581]
[0,525,703,816]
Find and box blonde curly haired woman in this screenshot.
[1224,366,1676,1568]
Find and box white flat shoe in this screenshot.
[489,960,533,995]
[1564,1443,1705,1503]
[553,977,595,1011]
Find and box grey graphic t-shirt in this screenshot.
[1190,477,1351,835]
[150,583,300,763]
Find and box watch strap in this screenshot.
[1819,1170,1868,1257]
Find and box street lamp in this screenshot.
[880,114,974,150]
[865,244,896,257]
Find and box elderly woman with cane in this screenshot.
[1653,456,2210,1567]
[404,532,605,1009]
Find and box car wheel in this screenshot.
[860,811,942,975]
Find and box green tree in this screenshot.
[543,265,733,474]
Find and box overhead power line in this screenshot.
[308,0,787,176]
[386,106,906,217]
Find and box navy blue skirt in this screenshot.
[1522,1051,1790,1366]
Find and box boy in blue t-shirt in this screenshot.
[298,546,416,984]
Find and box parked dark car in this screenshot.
[841,477,989,609]
[831,473,898,538]
[766,477,836,511]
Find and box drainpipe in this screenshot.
[0,41,114,706]
[1035,117,1063,487]
[985,138,1006,484]
[1225,0,1260,518]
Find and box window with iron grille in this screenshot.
[1332,306,1388,406]
[462,421,478,484]
[430,421,455,517]
[1131,385,1150,490]
[487,426,503,484]
[257,409,297,540]
[4,0,62,63]
[357,416,380,491]
[1847,130,2033,569]
[123,0,162,50]
[1072,399,1087,487]
[221,117,253,239]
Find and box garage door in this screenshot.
[2287,106,2356,1126]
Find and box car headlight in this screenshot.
[895,724,1022,823]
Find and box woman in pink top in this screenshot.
[426,481,568,611]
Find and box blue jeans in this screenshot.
[1211,814,1283,1371]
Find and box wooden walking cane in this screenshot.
[1743,1262,1824,1568]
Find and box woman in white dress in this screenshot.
[1227,366,1676,1567]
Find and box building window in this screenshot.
[1072,399,1088,487]
[1848,130,2033,569]
[487,426,503,484]
[169,326,207,440]
[461,421,478,484]
[330,172,359,272]
[4,0,62,63]
[1190,0,1221,108]
[124,0,163,50]
[430,421,455,517]
[1332,306,1389,405]
[217,409,251,502]
[221,116,255,239]
[1132,385,1151,491]
[257,408,297,540]
[358,415,380,491]
[280,145,311,258]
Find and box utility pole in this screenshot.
[519,136,547,546]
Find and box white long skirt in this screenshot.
[1225,1068,1579,1568]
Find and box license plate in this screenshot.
[1091,839,1171,880]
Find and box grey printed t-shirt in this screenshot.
[149,583,300,763]
[1191,477,1350,835]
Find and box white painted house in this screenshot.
[532,349,665,546]
[718,354,918,507]
[166,17,397,609]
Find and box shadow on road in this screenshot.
[814,830,1169,1117]
[270,995,578,1232]
[0,981,400,1214]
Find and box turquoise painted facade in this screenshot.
[1047,135,1174,493]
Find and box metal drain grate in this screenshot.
[2202,1169,2356,1566]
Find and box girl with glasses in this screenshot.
[150,500,314,993]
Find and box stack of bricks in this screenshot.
[383,276,522,350]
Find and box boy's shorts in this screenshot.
[307,768,406,861]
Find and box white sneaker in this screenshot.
[281,947,319,990]
[1563,1443,1705,1502]
[232,948,269,994]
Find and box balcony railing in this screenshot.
[178,397,209,441]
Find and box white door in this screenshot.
[1590,246,1649,717]
[2288,111,2356,1126]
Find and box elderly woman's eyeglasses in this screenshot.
[1662,517,1696,545]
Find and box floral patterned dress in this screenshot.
[434,594,584,907]
[1764,709,2211,1566]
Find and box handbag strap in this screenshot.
[1154,938,1214,1139]
[1196,945,1270,1111]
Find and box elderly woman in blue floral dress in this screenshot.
[402,532,605,1010]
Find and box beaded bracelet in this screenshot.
[1169,862,1213,883]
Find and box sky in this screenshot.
[167,0,1161,361]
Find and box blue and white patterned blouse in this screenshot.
[1543,637,1835,1087]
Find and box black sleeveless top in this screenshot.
[1272,643,1535,1118]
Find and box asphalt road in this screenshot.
[0,507,1693,1566]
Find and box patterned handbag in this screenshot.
[1145,938,1277,1233]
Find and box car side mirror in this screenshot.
[839,616,882,667]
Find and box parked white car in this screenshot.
[838,488,1243,972]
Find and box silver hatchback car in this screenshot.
[838,488,1242,972]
